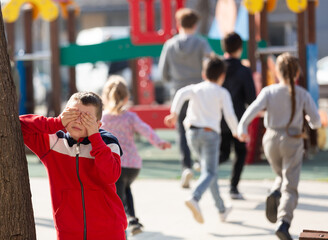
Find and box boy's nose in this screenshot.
[75,115,82,123]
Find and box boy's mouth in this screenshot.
[72,126,82,131]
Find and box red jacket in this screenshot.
[20,115,127,240]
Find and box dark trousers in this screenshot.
[177,101,192,169]
[219,131,247,189]
[115,167,140,218]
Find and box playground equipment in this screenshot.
[2,0,321,163]
[3,0,79,115]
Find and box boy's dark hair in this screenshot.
[221,32,242,54]
[203,56,226,82]
[67,92,103,120]
[175,8,199,29]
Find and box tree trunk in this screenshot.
[0,5,37,240]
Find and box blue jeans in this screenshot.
[186,128,225,212]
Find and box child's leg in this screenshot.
[191,131,220,202]
[124,168,140,218]
[219,131,232,165]
[230,137,247,190]
[262,130,284,186]
[271,176,283,193]
[209,177,225,212]
[262,130,284,223]
[116,171,127,207]
[178,101,193,169]
[123,168,142,236]
[278,136,303,224]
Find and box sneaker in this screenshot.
[266,190,281,223]
[275,220,293,240]
[181,168,193,188]
[128,218,143,236]
[193,162,201,172]
[219,206,232,222]
[230,187,244,200]
[185,198,204,224]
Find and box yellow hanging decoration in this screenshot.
[3,0,59,23]
[286,0,307,13]
[53,0,80,19]
[267,0,278,12]
[243,0,264,14]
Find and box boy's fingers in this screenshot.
[82,112,97,123]
[67,107,79,111]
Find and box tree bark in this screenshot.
[0,5,37,240]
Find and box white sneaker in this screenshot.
[219,206,232,222]
[181,168,193,188]
[185,198,204,224]
[193,162,201,172]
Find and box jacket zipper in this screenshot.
[76,142,87,240]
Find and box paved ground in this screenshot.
[31,178,328,240]
[27,130,328,181]
[27,129,328,239]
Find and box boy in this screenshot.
[159,8,212,188]
[219,32,256,199]
[164,56,238,223]
[20,92,127,240]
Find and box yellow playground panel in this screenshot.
[3,0,80,22]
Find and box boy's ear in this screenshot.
[97,121,102,129]
[201,71,206,80]
[218,73,226,86]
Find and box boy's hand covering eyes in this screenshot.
[60,107,79,127]
[81,112,99,137]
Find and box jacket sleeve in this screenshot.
[170,85,194,115]
[158,42,170,83]
[304,92,321,129]
[131,112,163,147]
[19,114,64,157]
[238,88,268,136]
[89,133,122,184]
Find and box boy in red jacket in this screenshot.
[20,92,127,240]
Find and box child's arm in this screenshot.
[164,85,193,128]
[237,88,268,140]
[304,92,321,129]
[131,112,171,149]
[81,112,122,184]
[89,133,122,184]
[170,85,193,116]
[20,114,65,157]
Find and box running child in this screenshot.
[101,75,171,235]
[238,53,321,240]
[164,56,238,223]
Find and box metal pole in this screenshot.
[67,8,77,97]
[23,5,34,114]
[297,11,307,89]
[307,0,316,44]
[260,2,268,87]
[248,13,256,73]
[50,18,61,116]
